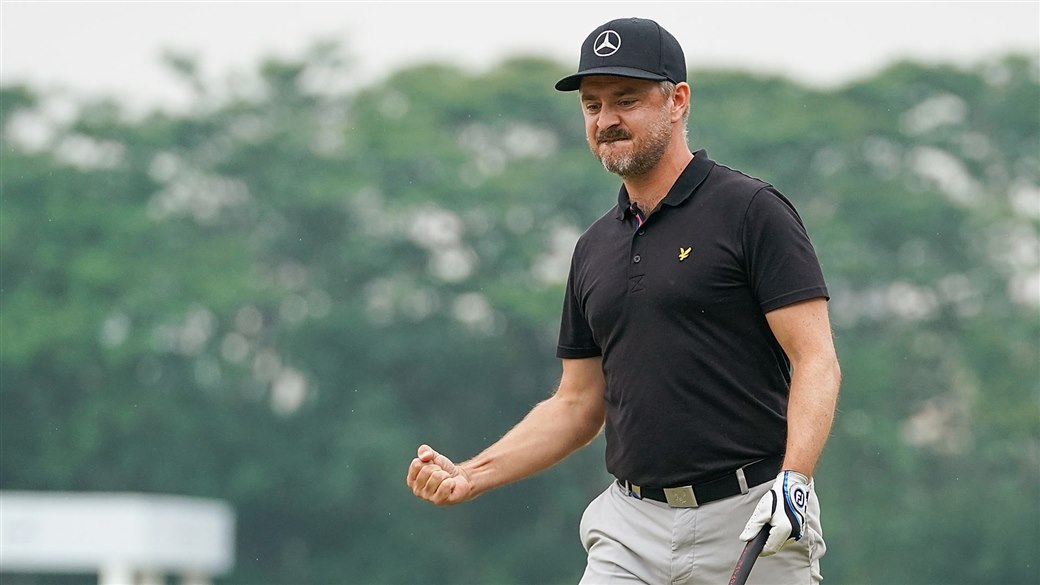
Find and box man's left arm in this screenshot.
[740,296,841,554]
[767,297,841,477]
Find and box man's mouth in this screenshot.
[597,131,632,144]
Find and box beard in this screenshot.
[590,110,673,178]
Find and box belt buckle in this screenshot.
[663,486,699,508]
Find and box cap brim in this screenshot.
[554,67,669,92]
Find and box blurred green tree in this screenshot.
[1,45,1037,584]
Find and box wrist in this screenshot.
[458,459,488,498]
[781,470,810,484]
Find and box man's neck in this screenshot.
[623,148,694,213]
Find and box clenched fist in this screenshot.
[406,444,474,505]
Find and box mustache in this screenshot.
[596,128,633,143]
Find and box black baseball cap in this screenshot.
[555,17,686,92]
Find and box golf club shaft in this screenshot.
[728,526,769,585]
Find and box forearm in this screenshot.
[782,356,841,477]
[461,392,604,498]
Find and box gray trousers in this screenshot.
[578,479,825,584]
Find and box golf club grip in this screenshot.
[728,526,769,585]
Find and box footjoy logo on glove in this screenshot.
[792,486,806,509]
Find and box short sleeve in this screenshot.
[556,255,602,359]
[742,188,829,313]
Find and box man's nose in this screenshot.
[596,107,622,131]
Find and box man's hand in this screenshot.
[406,444,473,506]
[739,470,810,556]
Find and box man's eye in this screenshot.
[585,104,601,113]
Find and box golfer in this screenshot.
[407,17,841,584]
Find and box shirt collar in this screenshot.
[615,149,715,221]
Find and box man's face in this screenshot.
[579,76,674,178]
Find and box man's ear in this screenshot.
[672,82,691,122]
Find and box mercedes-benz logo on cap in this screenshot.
[593,30,621,57]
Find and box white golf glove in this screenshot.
[739,470,810,556]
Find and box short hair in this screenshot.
[659,81,690,141]
[658,81,690,120]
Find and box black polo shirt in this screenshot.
[557,150,829,487]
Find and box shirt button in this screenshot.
[633,255,641,263]
[637,229,646,236]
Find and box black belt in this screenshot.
[616,455,783,508]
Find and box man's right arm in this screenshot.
[406,356,606,506]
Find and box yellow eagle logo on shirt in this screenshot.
[678,247,692,261]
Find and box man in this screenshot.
[407,17,841,584]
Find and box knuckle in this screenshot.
[423,475,443,493]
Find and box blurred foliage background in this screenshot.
[1,41,1038,584]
